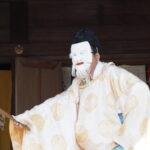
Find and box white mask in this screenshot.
[69,41,93,80]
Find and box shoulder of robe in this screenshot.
[103,61,116,72]
[106,62,149,89]
[106,62,115,67]
[105,61,129,74]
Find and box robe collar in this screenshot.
[81,61,104,84]
[93,61,104,79]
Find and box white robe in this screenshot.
[9,62,150,150]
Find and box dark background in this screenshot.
[0,0,150,65]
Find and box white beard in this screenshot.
[72,63,91,80]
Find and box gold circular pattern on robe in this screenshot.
[51,103,65,121]
[140,118,148,135]
[28,143,42,150]
[76,125,88,143]
[98,120,118,138]
[118,124,126,136]
[124,95,138,113]
[69,89,74,95]
[30,114,44,131]
[106,93,116,110]
[108,104,116,110]
[84,93,98,112]
[51,135,67,150]
[128,147,134,150]
[126,73,139,88]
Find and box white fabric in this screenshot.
[9,62,150,150]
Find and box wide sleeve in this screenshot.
[9,95,63,150]
[109,65,150,150]
[11,78,80,126]
[9,78,80,150]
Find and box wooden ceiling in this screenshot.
[0,0,150,65]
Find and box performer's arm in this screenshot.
[11,78,79,131]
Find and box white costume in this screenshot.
[9,42,150,150]
[9,62,150,150]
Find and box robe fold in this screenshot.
[9,62,150,150]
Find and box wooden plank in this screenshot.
[0,41,150,65]
[10,1,28,43]
[0,2,10,42]
[28,0,150,27]
[0,30,10,42]
[0,3,10,27]
[0,39,150,56]
[101,40,150,54]
[0,0,150,65]
[28,26,150,42]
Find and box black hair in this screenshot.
[72,28,101,54]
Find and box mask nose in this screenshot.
[73,54,82,64]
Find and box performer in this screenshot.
[9,28,150,150]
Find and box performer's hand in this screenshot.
[0,108,30,130]
[13,120,24,128]
[113,145,124,150]
[13,119,30,130]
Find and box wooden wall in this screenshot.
[0,0,150,65]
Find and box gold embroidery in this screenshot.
[118,124,126,136]
[98,120,118,138]
[110,78,120,100]
[106,93,116,110]
[128,147,134,150]
[84,93,98,112]
[76,125,88,143]
[51,135,67,150]
[140,118,148,135]
[51,103,65,121]
[124,95,138,113]
[69,89,74,95]
[30,114,44,130]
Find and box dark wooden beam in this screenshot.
[0,0,150,65]
[10,0,28,43]
[0,2,10,42]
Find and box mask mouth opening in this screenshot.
[76,62,84,66]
